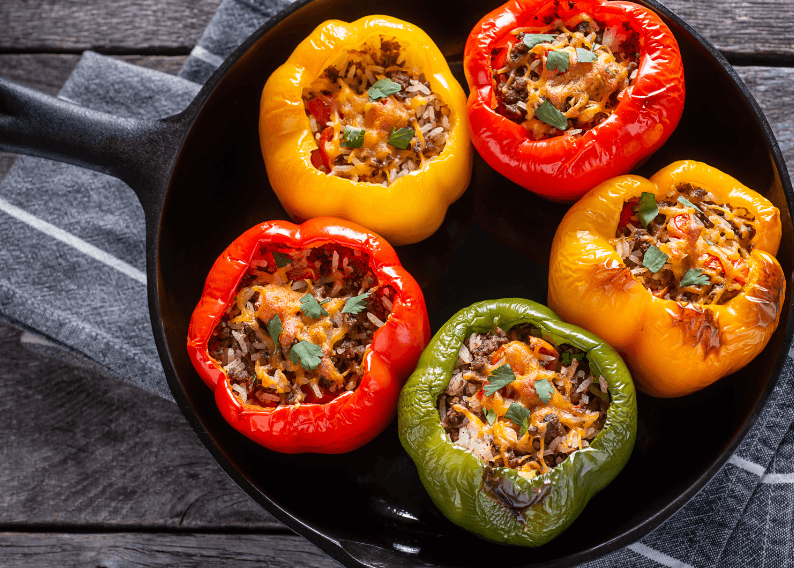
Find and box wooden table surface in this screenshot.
[0,1,792,566]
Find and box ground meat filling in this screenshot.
[208,244,394,408]
[439,325,610,480]
[493,13,639,140]
[612,183,758,306]
[303,37,451,185]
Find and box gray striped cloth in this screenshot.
[0,0,792,565]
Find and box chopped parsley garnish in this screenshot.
[368,78,402,102]
[267,314,283,348]
[637,192,659,229]
[534,100,568,131]
[504,402,531,437]
[483,364,517,396]
[340,126,366,148]
[680,268,710,287]
[522,33,556,49]
[575,47,597,63]
[642,245,668,273]
[534,378,554,404]
[341,291,372,315]
[484,408,497,425]
[300,294,329,318]
[289,340,323,370]
[546,50,570,73]
[677,195,704,214]
[272,251,292,268]
[248,375,257,390]
[560,351,585,366]
[388,127,415,150]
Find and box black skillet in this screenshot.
[1,0,793,566]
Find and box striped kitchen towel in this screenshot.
[0,0,792,566]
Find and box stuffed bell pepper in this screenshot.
[464,0,685,201]
[187,218,430,453]
[398,299,636,546]
[548,161,786,397]
[259,16,473,245]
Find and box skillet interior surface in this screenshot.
[154,0,794,565]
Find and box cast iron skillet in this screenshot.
[1,0,793,565]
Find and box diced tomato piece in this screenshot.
[618,198,638,228]
[698,253,749,284]
[311,127,334,172]
[306,97,331,126]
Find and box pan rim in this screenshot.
[149,0,794,566]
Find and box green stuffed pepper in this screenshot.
[398,299,636,546]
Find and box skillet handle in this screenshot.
[0,76,191,219]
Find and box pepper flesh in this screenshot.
[463,0,685,201]
[548,161,786,397]
[259,16,473,245]
[187,218,430,453]
[398,298,636,546]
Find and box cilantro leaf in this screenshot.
[642,245,668,273]
[272,251,292,268]
[534,378,554,404]
[504,402,530,429]
[300,294,329,318]
[289,340,323,370]
[576,47,597,63]
[340,126,365,148]
[483,364,517,396]
[637,192,659,229]
[677,195,703,213]
[267,314,283,348]
[560,351,585,366]
[546,50,570,73]
[518,417,530,437]
[484,408,497,425]
[680,268,710,287]
[368,78,402,101]
[534,100,568,130]
[388,127,415,150]
[522,33,556,49]
[341,291,372,315]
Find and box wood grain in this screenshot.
[663,0,794,63]
[0,323,277,530]
[0,532,339,568]
[0,0,793,62]
[0,0,221,54]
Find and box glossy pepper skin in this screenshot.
[259,16,473,246]
[187,218,430,453]
[463,0,685,201]
[548,161,786,397]
[398,299,636,546]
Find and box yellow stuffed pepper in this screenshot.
[548,161,785,397]
[259,16,472,246]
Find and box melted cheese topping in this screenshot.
[455,339,604,480]
[494,15,637,139]
[613,186,757,305]
[303,40,451,185]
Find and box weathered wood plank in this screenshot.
[0,0,793,62]
[0,532,340,568]
[736,67,794,170]
[0,0,221,53]
[663,0,794,62]
[0,323,277,529]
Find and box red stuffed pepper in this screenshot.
[464,0,685,201]
[187,218,430,453]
